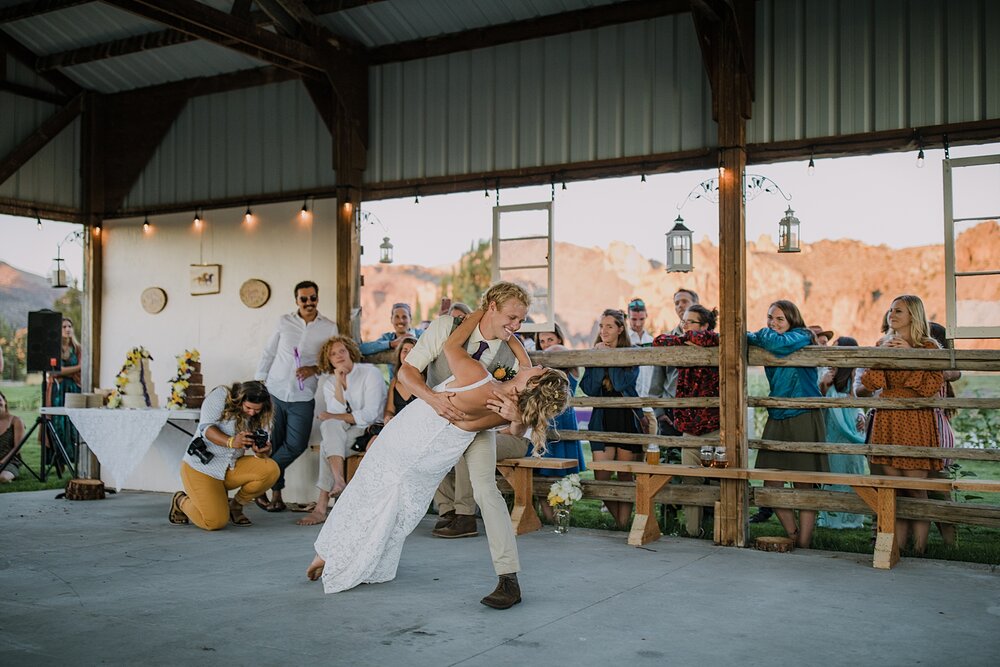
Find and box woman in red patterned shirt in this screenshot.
[653,304,719,537]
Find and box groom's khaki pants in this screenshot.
[435,431,523,575]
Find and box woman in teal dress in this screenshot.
[46,318,82,466]
[816,336,868,529]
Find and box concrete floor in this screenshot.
[1,489,998,666]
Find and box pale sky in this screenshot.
[3,142,998,278]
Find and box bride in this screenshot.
[306,308,570,593]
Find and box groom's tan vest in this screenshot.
[425,317,518,388]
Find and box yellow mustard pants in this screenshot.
[180,457,279,530]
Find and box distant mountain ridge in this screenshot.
[361,221,1000,350]
[0,262,54,329]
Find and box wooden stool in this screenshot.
[496,457,578,535]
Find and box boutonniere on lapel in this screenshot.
[492,365,517,382]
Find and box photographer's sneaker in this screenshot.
[432,513,478,538]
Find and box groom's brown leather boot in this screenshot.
[433,510,456,530]
[432,513,478,538]
[480,573,521,609]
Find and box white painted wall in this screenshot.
[100,199,339,392]
[98,199,339,502]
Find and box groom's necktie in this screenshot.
[471,340,490,361]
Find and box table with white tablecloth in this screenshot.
[39,407,319,501]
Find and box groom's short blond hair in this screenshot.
[480,282,530,311]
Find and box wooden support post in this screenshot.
[629,473,671,546]
[693,1,754,548]
[80,92,104,481]
[497,464,543,535]
[851,485,899,569]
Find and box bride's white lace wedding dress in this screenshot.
[313,375,491,593]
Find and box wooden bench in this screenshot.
[587,462,748,547]
[497,457,579,535]
[746,469,955,569]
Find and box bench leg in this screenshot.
[498,465,541,535]
[628,474,671,547]
[852,486,899,570]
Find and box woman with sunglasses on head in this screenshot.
[581,308,642,529]
[169,381,279,530]
[653,304,720,537]
[746,300,828,549]
[860,295,944,554]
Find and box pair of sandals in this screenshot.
[168,491,252,527]
[254,494,286,513]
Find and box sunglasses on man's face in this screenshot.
[298,295,318,303]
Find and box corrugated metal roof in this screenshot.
[748,0,1000,143]
[368,14,712,182]
[322,0,631,48]
[123,80,336,209]
[63,42,266,94]
[2,2,163,55]
[0,113,80,208]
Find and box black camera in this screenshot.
[247,428,269,449]
[187,436,214,464]
[351,422,383,453]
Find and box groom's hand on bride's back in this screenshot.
[427,391,466,421]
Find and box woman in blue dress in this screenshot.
[530,322,586,476]
[816,336,867,529]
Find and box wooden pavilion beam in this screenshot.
[0,91,84,186]
[34,28,196,72]
[0,29,82,95]
[0,78,68,104]
[691,0,754,548]
[102,0,331,74]
[369,0,689,65]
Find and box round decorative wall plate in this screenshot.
[141,287,167,314]
[240,278,271,308]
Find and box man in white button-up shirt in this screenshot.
[254,280,338,511]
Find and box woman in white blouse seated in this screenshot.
[169,381,279,530]
[297,335,387,526]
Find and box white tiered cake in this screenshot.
[120,358,160,408]
[110,347,159,409]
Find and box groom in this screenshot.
[398,282,528,610]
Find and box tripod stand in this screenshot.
[0,371,77,482]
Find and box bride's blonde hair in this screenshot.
[517,368,570,457]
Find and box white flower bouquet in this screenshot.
[547,474,583,508]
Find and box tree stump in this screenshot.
[64,478,106,500]
[754,536,794,552]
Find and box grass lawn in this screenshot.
[0,383,72,493]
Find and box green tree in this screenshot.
[441,239,492,307]
[51,283,83,333]
[0,315,25,381]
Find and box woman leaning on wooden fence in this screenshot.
[860,294,944,555]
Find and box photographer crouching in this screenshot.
[169,381,280,529]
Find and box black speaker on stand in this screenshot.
[24,310,76,479]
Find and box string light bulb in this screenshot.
[414,188,420,205]
[193,209,202,229]
[143,214,150,233]
[640,173,647,187]
[916,148,925,168]
[244,204,253,224]
[718,165,726,178]
[36,211,42,230]
[92,223,101,237]
[807,156,815,176]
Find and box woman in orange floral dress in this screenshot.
[860,295,943,554]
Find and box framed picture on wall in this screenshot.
[189,264,221,295]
